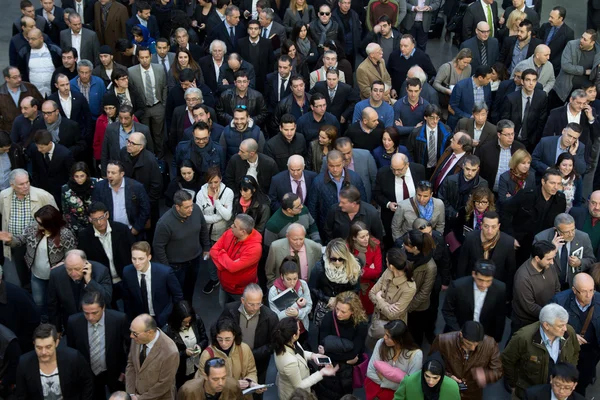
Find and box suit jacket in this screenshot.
[206,20,247,53]
[448,77,492,129]
[198,55,228,93]
[404,0,442,31]
[121,263,183,326]
[319,148,377,202]
[531,136,587,178]
[264,72,292,112]
[128,64,168,106]
[268,170,317,211]
[92,62,128,87]
[170,43,205,62]
[48,90,94,143]
[223,153,279,195]
[555,40,600,102]
[391,197,445,240]
[501,88,548,147]
[47,261,113,333]
[356,57,392,100]
[126,15,160,42]
[66,309,130,382]
[59,28,100,65]
[16,347,94,400]
[499,36,543,71]
[93,0,127,52]
[238,37,275,93]
[35,6,67,44]
[151,52,175,71]
[462,0,499,39]
[538,22,575,76]
[61,0,96,29]
[100,121,153,175]
[309,81,360,121]
[542,105,599,152]
[31,143,75,206]
[524,384,584,400]
[429,148,467,191]
[32,114,86,159]
[459,36,500,71]
[264,21,287,50]
[125,328,179,400]
[455,118,497,146]
[265,237,322,287]
[475,139,525,186]
[442,276,506,342]
[77,221,136,279]
[91,178,151,234]
[534,227,596,286]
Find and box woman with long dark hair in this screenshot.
[231,175,271,235]
[555,152,583,212]
[61,162,98,234]
[168,48,204,90]
[290,22,319,68]
[452,186,496,243]
[164,159,204,207]
[365,320,423,400]
[163,300,208,388]
[347,221,382,315]
[281,40,311,83]
[306,124,336,172]
[273,317,338,400]
[393,353,460,399]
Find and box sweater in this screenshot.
[263,207,321,247]
[152,205,211,265]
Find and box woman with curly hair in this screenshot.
[347,221,382,315]
[316,291,368,400]
[61,162,98,234]
[497,149,535,206]
[307,124,337,172]
[452,186,496,244]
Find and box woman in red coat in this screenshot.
[347,221,382,315]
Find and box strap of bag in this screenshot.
[581,306,595,336]
[332,313,341,337]
[409,197,421,218]
[207,346,215,358]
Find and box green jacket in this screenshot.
[501,322,580,399]
[393,371,461,400]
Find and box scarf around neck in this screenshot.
[324,258,350,284]
[481,230,500,259]
[273,276,302,293]
[509,168,529,193]
[353,243,368,266]
[46,114,62,142]
[417,197,434,221]
[312,20,332,45]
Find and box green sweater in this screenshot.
[394,371,461,400]
[263,206,321,247]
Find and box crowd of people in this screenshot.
[2,0,600,399]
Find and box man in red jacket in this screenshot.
[210,213,263,308]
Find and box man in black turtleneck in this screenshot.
[332,0,361,67]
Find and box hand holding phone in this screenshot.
[316,356,332,365]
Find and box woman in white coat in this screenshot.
[273,317,339,400]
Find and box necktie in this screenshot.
[44,153,51,165]
[262,28,268,38]
[140,273,149,314]
[593,217,600,227]
[520,96,531,139]
[560,246,569,284]
[144,70,154,107]
[434,153,456,191]
[139,344,147,366]
[427,130,437,167]
[481,41,488,66]
[89,324,103,375]
[294,179,303,202]
[280,78,287,101]
[229,26,235,39]
[160,57,167,74]
[401,177,409,200]
[77,3,84,23]
[546,26,557,45]
[329,89,335,100]
[486,4,494,37]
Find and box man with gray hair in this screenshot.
[534,213,595,289]
[356,43,392,101]
[169,86,204,152]
[310,50,347,89]
[400,66,440,106]
[47,249,112,334]
[59,11,100,65]
[70,59,106,122]
[199,40,228,93]
[268,154,318,211]
[503,302,580,399]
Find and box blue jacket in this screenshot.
[70,75,106,120]
[132,24,157,54]
[306,169,367,230]
[393,96,430,136]
[92,178,151,234]
[173,139,226,177]
[352,99,395,128]
[531,136,587,179]
[551,290,600,346]
[413,123,453,166]
[371,145,412,168]
[121,262,183,326]
[11,113,43,146]
[220,122,263,162]
[448,77,492,130]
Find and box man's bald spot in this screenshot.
[287,222,306,237]
[288,155,305,168]
[477,21,489,31]
[573,273,595,290]
[591,191,600,202]
[28,27,42,38]
[362,106,377,120]
[20,96,35,108]
[132,313,155,330]
[21,16,35,26]
[391,153,408,168]
[241,138,258,152]
[130,132,144,143]
[535,44,551,55]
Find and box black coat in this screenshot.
[119,148,164,203]
[499,36,543,71]
[163,316,209,386]
[198,54,229,94]
[16,347,94,400]
[324,201,385,243]
[524,384,584,400]
[31,143,75,206]
[100,121,154,176]
[62,0,96,29]
[461,0,499,39]
[0,281,40,353]
[223,153,279,195]
[220,302,279,375]
[77,221,135,279]
[216,88,268,126]
[231,195,271,234]
[263,132,307,172]
[538,22,575,76]
[332,7,362,58]
[48,91,94,145]
[238,37,275,93]
[66,309,130,385]
[35,6,67,44]
[309,81,360,121]
[205,20,247,53]
[475,139,526,187]
[271,93,312,134]
[268,169,317,211]
[543,105,600,151]
[438,173,488,225]
[32,117,86,159]
[127,15,160,42]
[442,276,506,343]
[264,72,292,112]
[170,43,205,62]
[501,88,548,149]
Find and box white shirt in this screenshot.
[42,7,55,23]
[28,45,55,97]
[71,30,82,59]
[473,281,488,322]
[136,15,148,27]
[247,158,258,181]
[59,92,72,119]
[567,107,581,125]
[141,66,158,105]
[45,142,55,161]
[94,222,120,284]
[393,167,415,203]
[473,121,484,141]
[143,328,161,356]
[137,264,155,316]
[278,74,289,101]
[440,152,466,182]
[213,59,223,83]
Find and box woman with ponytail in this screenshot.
[402,229,437,346]
[393,352,460,400]
[273,317,339,400]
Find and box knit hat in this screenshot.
[101,92,120,109]
[99,45,113,55]
[461,321,485,342]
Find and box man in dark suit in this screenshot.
[223,138,279,194]
[268,155,317,211]
[67,290,130,400]
[442,259,506,343]
[407,104,452,174]
[533,123,587,179]
[524,362,584,400]
[92,161,151,238]
[206,5,246,53]
[47,249,112,334]
[430,132,474,193]
[310,69,359,126]
[538,6,574,77]
[373,153,426,248]
[499,20,542,74]
[456,105,497,147]
[461,0,498,40]
[60,12,100,65]
[49,74,94,148]
[447,65,493,129]
[16,323,94,400]
[121,241,183,326]
[198,41,229,94]
[238,20,275,93]
[501,0,540,31]
[35,0,67,44]
[125,1,160,41]
[459,21,500,71]
[33,100,86,159]
[501,68,548,151]
[258,7,286,55]
[264,56,293,113]
[151,38,175,75]
[61,0,95,30]
[31,130,74,206]
[171,27,205,62]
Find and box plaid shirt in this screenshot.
[8,193,34,235]
[472,78,484,107]
[77,78,91,102]
[494,142,512,190]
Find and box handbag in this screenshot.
[332,314,369,389]
[313,300,329,327]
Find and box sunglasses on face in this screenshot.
[319,11,331,15]
[329,257,344,262]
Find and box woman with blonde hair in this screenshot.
[433,48,473,100]
[497,149,535,206]
[309,238,361,326]
[497,9,526,46]
[283,0,316,33]
[307,124,337,172]
[316,291,369,400]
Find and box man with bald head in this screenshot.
[47,249,112,334]
[223,138,279,195]
[17,27,62,97]
[268,154,317,211]
[513,44,556,93]
[126,313,179,400]
[399,65,440,107]
[345,106,386,151]
[552,272,600,394]
[10,15,46,67]
[32,99,86,158]
[570,190,600,257]
[431,131,474,193]
[459,21,500,70]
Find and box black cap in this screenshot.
[461,321,485,342]
[99,45,113,55]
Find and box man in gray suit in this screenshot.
[60,12,100,65]
[259,8,286,56]
[512,44,555,94]
[391,180,445,241]
[455,103,497,147]
[151,38,175,75]
[404,0,441,51]
[265,223,322,288]
[128,47,168,159]
[534,213,596,289]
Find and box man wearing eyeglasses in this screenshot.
[524,362,584,400]
[459,22,500,71]
[551,273,600,395]
[532,122,587,181]
[216,69,268,128]
[308,5,343,48]
[179,357,243,399]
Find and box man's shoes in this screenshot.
[203,280,220,294]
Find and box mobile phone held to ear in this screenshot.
[316,357,332,365]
